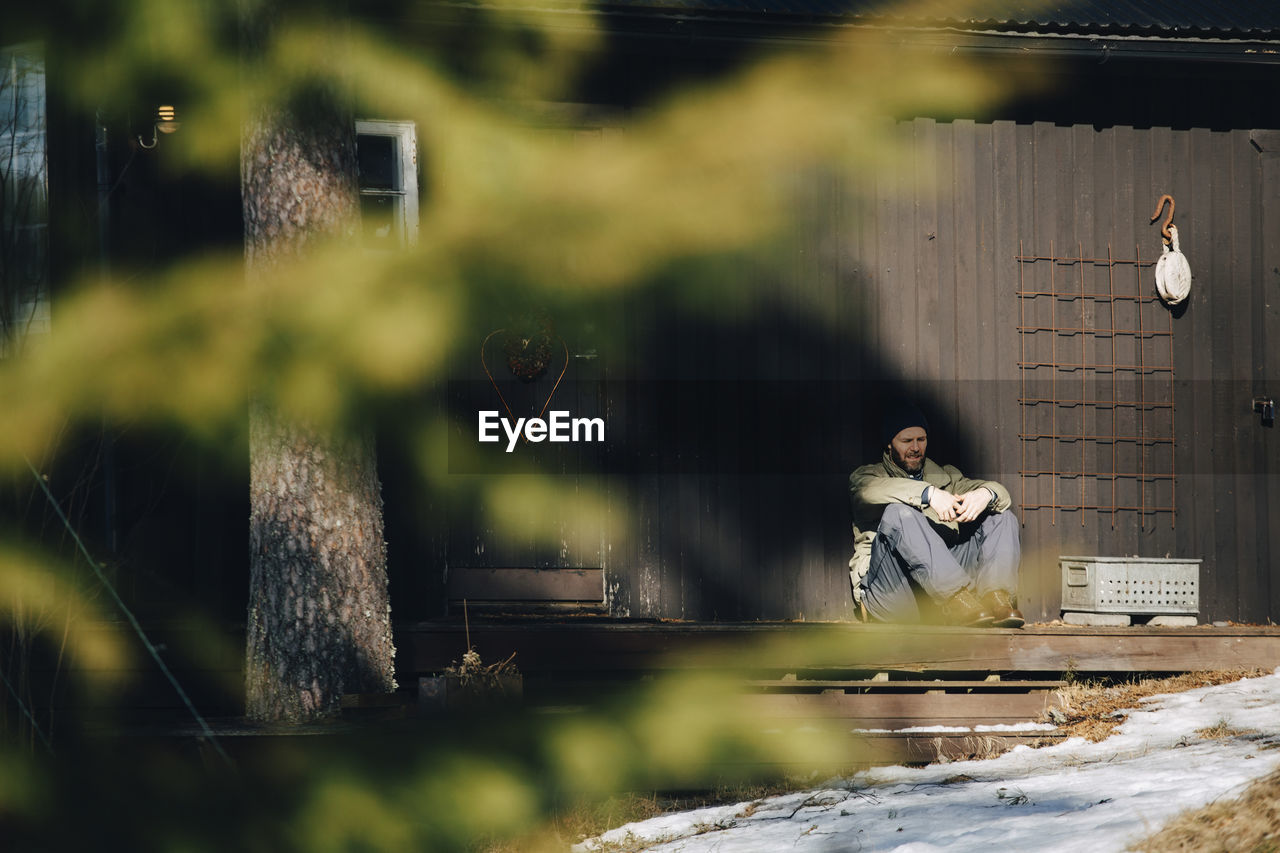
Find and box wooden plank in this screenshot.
[1229,128,1260,623]
[854,731,1064,764]
[1058,120,1091,556]
[741,690,1059,723]
[806,177,845,624]
[86,719,1062,770]
[851,153,880,384]
[1186,124,1218,613]
[950,120,980,470]
[738,731,1066,767]
[1141,123,1175,556]
[1207,125,1248,622]
[915,117,941,383]
[1253,131,1280,622]
[970,122,998,474]
[1114,123,1141,555]
[394,622,1280,675]
[1071,123,1097,539]
[1175,125,1216,622]
[1092,124,1120,556]
[794,170,828,621]
[1043,121,1085,548]
[447,567,603,602]
[990,120,1022,604]
[747,679,1065,692]
[932,119,955,399]
[653,228,696,618]
[1165,127,1198,613]
[1018,120,1057,619]
[711,227,743,621]
[825,168,874,622]
[1194,124,1236,623]
[891,118,915,377]
[1146,125,1177,562]
[613,290,644,619]
[654,470,680,620]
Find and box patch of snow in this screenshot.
[854,722,1059,734]
[853,725,975,734]
[576,668,1280,853]
[973,722,1058,732]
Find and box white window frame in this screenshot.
[355,119,418,248]
[1,42,50,355]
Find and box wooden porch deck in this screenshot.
[50,620,1280,765]
[395,619,1280,764]
[395,619,1280,677]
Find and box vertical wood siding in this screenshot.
[449,119,1279,625]
[847,119,1279,624]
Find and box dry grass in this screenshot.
[1128,770,1280,852]
[484,670,1273,852]
[1047,670,1268,743]
[476,781,806,852]
[1195,719,1259,741]
[1056,669,1280,853]
[475,793,665,853]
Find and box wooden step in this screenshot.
[741,690,1062,728]
[747,679,1065,692]
[397,621,1280,675]
[736,730,1066,767]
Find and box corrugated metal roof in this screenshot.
[592,0,1280,38]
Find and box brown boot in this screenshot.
[941,588,996,627]
[983,590,1026,629]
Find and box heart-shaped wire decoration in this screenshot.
[480,328,570,445]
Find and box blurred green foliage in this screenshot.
[0,626,899,851]
[0,0,1045,848]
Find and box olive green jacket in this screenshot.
[847,451,1012,603]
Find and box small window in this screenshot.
[1,43,50,354]
[355,120,418,250]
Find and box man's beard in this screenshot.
[893,450,924,474]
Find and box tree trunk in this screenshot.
[241,65,396,722]
[246,409,395,723]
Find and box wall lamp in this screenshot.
[137,105,180,149]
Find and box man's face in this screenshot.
[888,426,927,474]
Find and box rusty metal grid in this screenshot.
[1016,242,1175,528]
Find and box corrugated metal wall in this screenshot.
[449,118,1279,625]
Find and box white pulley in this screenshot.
[1151,194,1191,306]
[1154,225,1191,305]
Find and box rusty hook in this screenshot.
[1151,194,1175,243]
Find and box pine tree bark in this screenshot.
[241,46,396,722]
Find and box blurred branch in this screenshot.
[22,456,232,766]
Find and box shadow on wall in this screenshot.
[392,250,1000,623]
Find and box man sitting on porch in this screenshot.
[848,400,1024,628]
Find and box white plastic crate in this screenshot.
[1060,556,1200,616]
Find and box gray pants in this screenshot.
[861,503,1020,623]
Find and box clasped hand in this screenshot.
[927,487,991,523]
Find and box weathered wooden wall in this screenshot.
[442,118,1279,626]
[829,119,1279,625]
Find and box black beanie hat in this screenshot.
[880,399,929,447]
